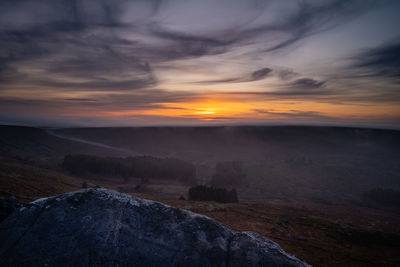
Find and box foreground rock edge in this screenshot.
[0,188,310,266]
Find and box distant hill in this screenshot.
[0,125,128,165]
[55,126,400,203]
[55,126,400,160]
[1,125,399,204]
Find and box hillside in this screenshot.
[1,125,399,266]
[0,125,128,165]
[55,126,400,204]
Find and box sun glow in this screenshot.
[159,99,254,120]
[195,110,216,115]
[88,94,400,126]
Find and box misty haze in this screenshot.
[1,0,399,266]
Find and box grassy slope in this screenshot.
[0,160,399,266]
[161,199,400,267]
[0,162,82,202]
[0,125,128,166]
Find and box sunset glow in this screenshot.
[0,0,399,127]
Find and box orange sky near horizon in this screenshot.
[53,94,399,126]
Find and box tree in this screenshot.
[62,154,197,184]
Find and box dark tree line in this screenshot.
[62,154,197,185]
[188,185,238,203]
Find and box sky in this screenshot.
[0,0,400,128]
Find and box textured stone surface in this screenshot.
[0,196,21,222]
[0,188,309,266]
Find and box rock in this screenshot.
[0,196,22,223]
[8,195,16,204]
[0,189,309,267]
[229,232,306,267]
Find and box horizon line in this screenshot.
[1,123,400,131]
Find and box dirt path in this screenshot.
[46,130,143,156]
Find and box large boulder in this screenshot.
[0,188,309,266]
[0,196,21,222]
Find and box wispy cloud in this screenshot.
[194,67,272,84]
[253,109,334,120]
[286,78,326,90]
[351,40,400,80]
[0,0,377,93]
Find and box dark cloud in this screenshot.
[251,68,272,80]
[0,0,161,30]
[64,98,97,102]
[151,1,376,56]
[238,77,328,97]
[222,85,400,103]
[275,69,299,80]
[198,117,237,121]
[260,0,377,52]
[217,76,333,99]
[352,40,400,79]
[0,0,163,91]
[149,27,235,59]
[0,89,199,114]
[195,78,242,84]
[29,76,157,91]
[0,65,27,82]
[0,0,378,94]
[288,78,326,90]
[253,109,335,120]
[195,67,272,84]
[0,88,201,126]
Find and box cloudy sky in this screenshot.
[1,0,399,127]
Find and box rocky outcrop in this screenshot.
[0,188,309,266]
[0,196,21,222]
